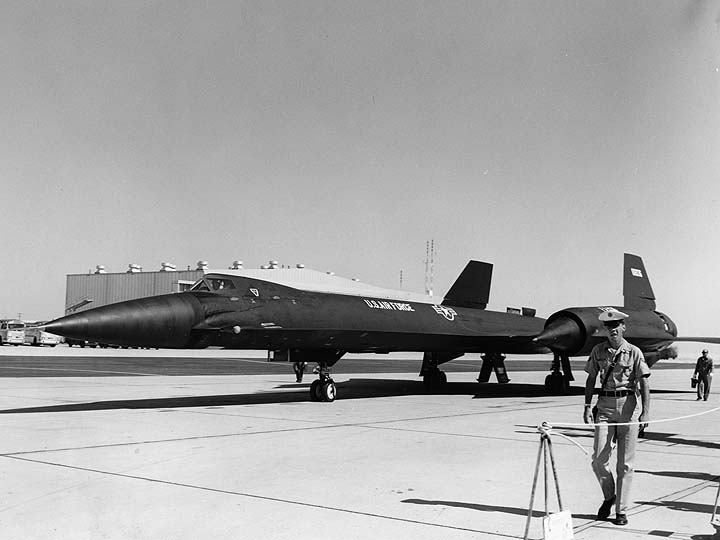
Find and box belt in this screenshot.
[599,389,632,398]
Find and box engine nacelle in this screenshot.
[535,306,677,358]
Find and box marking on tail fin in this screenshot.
[623,253,656,310]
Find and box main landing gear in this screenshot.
[422,367,447,389]
[544,353,573,395]
[420,352,461,391]
[477,352,510,384]
[310,364,336,402]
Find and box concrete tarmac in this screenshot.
[0,345,718,539]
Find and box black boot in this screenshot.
[597,495,616,520]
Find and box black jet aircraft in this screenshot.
[44,261,549,402]
[536,253,720,392]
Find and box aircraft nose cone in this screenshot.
[44,294,204,348]
[533,316,584,354]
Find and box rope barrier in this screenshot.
[547,404,720,429]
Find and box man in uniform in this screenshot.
[583,308,651,526]
[693,348,714,401]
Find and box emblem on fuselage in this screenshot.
[250,288,259,297]
[432,305,457,321]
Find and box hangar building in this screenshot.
[64,261,219,314]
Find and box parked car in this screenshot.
[65,337,98,348]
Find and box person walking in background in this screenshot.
[693,349,714,401]
[583,308,651,527]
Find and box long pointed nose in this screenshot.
[533,316,584,353]
[44,293,205,348]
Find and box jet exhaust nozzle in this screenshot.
[534,315,585,354]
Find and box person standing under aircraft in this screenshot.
[693,349,714,401]
[293,361,307,383]
[583,308,651,527]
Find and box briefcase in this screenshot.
[691,377,698,388]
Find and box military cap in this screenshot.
[598,308,629,322]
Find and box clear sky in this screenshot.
[1,1,719,336]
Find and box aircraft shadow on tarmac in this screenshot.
[400,498,596,521]
[635,431,720,452]
[637,470,720,483]
[635,499,718,517]
[0,379,587,414]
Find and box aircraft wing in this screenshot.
[208,326,549,355]
[670,336,720,344]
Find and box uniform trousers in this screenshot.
[592,393,640,515]
[697,374,712,400]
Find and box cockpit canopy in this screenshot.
[189,275,237,292]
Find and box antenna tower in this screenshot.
[424,239,436,296]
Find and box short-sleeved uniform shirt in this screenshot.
[584,339,651,392]
[695,356,714,376]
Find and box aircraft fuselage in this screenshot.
[45,273,548,356]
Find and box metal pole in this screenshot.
[524,436,545,540]
[544,435,549,516]
[547,436,564,511]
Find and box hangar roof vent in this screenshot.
[94,265,106,274]
[230,260,243,270]
[160,262,177,272]
[127,264,142,273]
[196,260,208,271]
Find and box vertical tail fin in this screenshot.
[442,260,492,309]
[623,253,656,310]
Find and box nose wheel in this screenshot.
[309,367,336,402]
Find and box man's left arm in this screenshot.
[635,349,651,429]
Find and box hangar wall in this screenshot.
[65,269,204,314]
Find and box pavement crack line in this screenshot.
[0,454,519,538]
[0,404,578,457]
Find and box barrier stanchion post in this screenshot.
[711,478,720,530]
[523,423,573,540]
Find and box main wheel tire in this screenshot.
[321,381,336,402]
[544,373,569,395]
[310,380,322,402]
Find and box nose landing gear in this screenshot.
[310,364,337,402]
